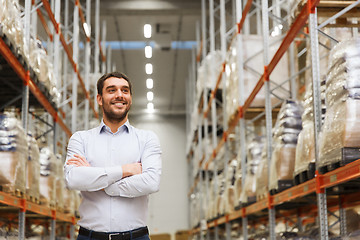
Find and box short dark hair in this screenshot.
[97,72,132,96]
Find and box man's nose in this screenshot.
[115,89,124,98]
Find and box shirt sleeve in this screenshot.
[64,131,123,191]
[104,131,162,198]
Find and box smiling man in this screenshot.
[64,72,162,240]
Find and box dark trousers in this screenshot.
[77,233,150,240]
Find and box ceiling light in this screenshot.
[145,63,153,74]
[147,91,154,101]
[145,46,152,58]
[147,102,154,112]
[146,78,153,89]
[144,24,152,38]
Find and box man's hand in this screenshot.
[66,154,91,167]
[122,162,142,178]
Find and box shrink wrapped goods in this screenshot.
[240,135,264,204]
[26,133,40,201]
[294,121,315,177]
[225,35,290,118]
[39,147,56,206]
[319,39,360,167]
[269,100,302,191]
[224,159,238,213]
[0,0,61,108]
[255,146,268,200]
[55,154,64,211]
[196,50,223,102]
[0,114,27,194]
[215,172,226,216]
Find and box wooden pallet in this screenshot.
[327,179,360,195]
[256,191,268,201]
[26,194,40,204]
[319,147,360,174]
[0,185,25,198]
[294,163,316,185]
[270,180,294,195]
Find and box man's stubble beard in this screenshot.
[102,99,131,123]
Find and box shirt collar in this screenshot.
[98,119,131,134]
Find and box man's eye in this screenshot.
[108,89,115,93]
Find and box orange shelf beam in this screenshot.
[0,191,75,223]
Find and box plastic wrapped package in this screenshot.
[269,100,302,191]
[55,154,64,211]
[0,114,27,194]
[224,159,238,213]
[63,188,75,214]
[234,172,242,205]
[225,43,240,118]
[269,144,297,190]
[215,172,226,216]
[319,99,360,166]
[29,39,61,107]
[255,147,268,200]
[294,121,315,176]
[242,35,289,107]
[1,0,25,53]
[240,136,264,203]
[196,50,223,102]
[39,147,56,206]
[26,133,40,200]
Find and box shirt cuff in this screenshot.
[104,166,123,184]
[104,182,120,196]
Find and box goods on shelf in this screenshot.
[0,113,27,194]
[222,159,237,214]
[55,154,64,211]
[225,35,290,119]
[26,133,40,201]
[269,100,302,192]
[29,38,61,107]
[0,0,25,57]
[240,135,264,204]
[39,147,56,207]
[63,187,75,214]
[294,77,317,181]
[255,145,268,200]
[0,0,61,108]
[215,171,226,216]
[319,39,360,168]
[196,50,223,102]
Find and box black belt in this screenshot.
[79,226,149,240]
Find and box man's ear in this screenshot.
[97,94,102,106]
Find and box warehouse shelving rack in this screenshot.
[0,0,110,239]
[186,0,360,240]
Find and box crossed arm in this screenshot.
[64,131,162,198]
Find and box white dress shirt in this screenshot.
[64,120,162,232]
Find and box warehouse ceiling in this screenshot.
[90,0,202,116]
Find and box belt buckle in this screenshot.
[109,233,120,240]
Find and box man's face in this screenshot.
[97,77,132,123]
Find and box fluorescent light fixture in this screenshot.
[145,63,153,74]
[147,91,154,101]
[144,24,152,38]
[146,78,153,89]
[83,23,91,38]
[147,102,154,112]
[145,46,152,58]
